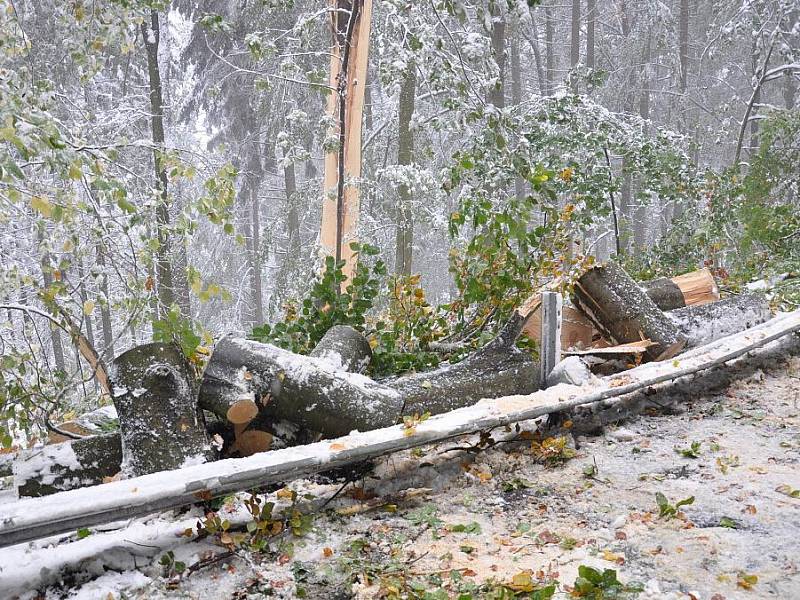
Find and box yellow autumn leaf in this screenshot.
[82,300,95,315]
[30,195,52,217]
[507,570,535,592]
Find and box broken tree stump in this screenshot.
[641,269,719,311]
[13,433,122,497]
[200,297,542,437]
[111,343,214,477]
[539,291,562,388]
[669,293,772,348]
[574,261,687,361]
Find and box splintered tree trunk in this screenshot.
[320,0,373,282]
[574,261,687,361]
[111,343,213,477]
[669,293,771,348]
[13,434,122,497]
[200,299,542,437]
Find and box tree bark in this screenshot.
[488,0,506,107]
[13,434,122,498]
[586,0,596,69]
[545,5,554,96]
[570,0,581,72]
[394,61,416,276]
[309,325,372,372]
[142,10,176,313]
[668,293,771,348]
[200,297,544,437]
[111,343,213,477]
[573,261,687,360]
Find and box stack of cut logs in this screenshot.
[7,262,772,498]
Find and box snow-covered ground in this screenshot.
[2,354,799,599]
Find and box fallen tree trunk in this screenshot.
[200,297,542,437]
[199,335,538,438]
[111,343,214,477]
[669,293,772,348]
[13,434,122,497]
[2,309,798,549]
[573,261,687,361]
[641,268,719,310]
[309,324,372,372]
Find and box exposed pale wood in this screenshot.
[2,310,798,549]
[320,0,373,282]
[573,261,687,361]
[539,292,562,388]
[524,304,594,350]
[564,340,656,356]
[669,268,719,306]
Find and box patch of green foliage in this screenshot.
[655,492,695,519]
[626,110,800,309]
[572,565,642,598]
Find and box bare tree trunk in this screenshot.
[679,0,689,96]
[527,13,547,96]
[95,245,115,362]
[394,63,416,276]
[142,10,175,314]
[545,5,555,96]
[586,0,596,69]
[488,0,506,108]
[634,33,651,250]
[570,0,581,74]
[250,184,264,326]
[284,151,300,255]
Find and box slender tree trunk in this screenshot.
[528,13,547,96]
[250,184,264,326]
[284,151,300,255]
[141,10,175,314]
[510,22,525,199]
[95,245,115,362]
[679,0,689,95]
[634,34,652,250]
[586,0,596,69]
[394,63,416,276]
[570,0,581,71]
[76,261,95,352]
[488,1,506,108]
[545,5,554,96]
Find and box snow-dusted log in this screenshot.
[199,335,539,437]
[669,293,772,347]
[574,261,687,361]
[1,310,798,549]
[13,434,122,497]
[111,343,214,477]
[309,324,372,372]
[641,268,719,310]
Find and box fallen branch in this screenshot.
[1,309,798,548]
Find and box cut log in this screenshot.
[201,294,544,437]
[199,335,539,438]
[523,304,595,350]
[573,261,687,361]
[13,434,122,497]
[2,310,798,548]
[669,293,772,348]
[309,324,372,372]
[640,268,719,310]
[110,343,214,477]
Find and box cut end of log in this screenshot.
[231,429,273,457]
[226,397,259,425]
